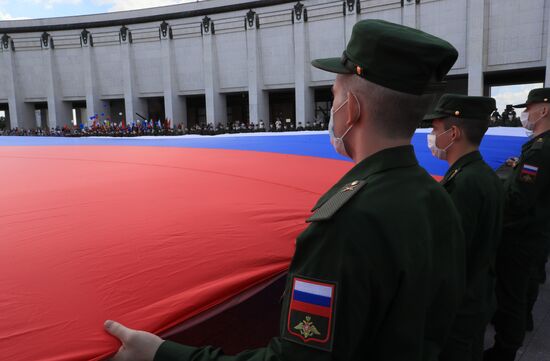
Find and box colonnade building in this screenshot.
[1,0,549,129]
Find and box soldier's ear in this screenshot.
[451,125,461,141]
[346,91,361,126]
[541,105,549,117]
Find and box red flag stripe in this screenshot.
[291,300,331,318]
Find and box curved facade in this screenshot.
[0,0,549,129]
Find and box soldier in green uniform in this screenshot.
[104,20,466,361]
[494,160,548,333]
[424,94,504,361]
[484,88,550,361]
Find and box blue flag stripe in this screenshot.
[293,290,331,307]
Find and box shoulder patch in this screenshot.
[306,180,367,222]
[281,276,337,352]
[519,164,539,183]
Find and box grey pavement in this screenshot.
[484,261,550,361]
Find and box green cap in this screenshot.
[513,88,550,108]
[423,94,496,121]
[311,19,458,95]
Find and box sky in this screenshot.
[0,0,200,20]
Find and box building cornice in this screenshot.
[0,0,297,33]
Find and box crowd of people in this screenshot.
[490,106,522,127]
[0,119,329,137]
[0,110,527,137]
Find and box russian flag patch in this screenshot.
[520,164,539,183]
[522,164,539,175]
[282,276,336,351]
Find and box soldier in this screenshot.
[485,88,550,361]
[104,20,465,361]
[424,94,504,361]
[490,109,502,127]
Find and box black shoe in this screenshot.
[483,347,516,361]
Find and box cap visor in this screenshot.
[423,112,448,122]
[513,103,527,108]
[311,57,352,74]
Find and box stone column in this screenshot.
[202,16,226,127]
[344,0,361,43]
[401,0,417,28]
[80,29,103,127]
[120,26,147,124]
[467,0,485,96]
[245,10,268,126]
[1,34,35,129]
[160,21,186,129]
[42,32,72,129]
[293,2,314,128]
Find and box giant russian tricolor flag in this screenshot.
[0,128,526,360]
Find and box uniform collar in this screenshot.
[312,145,418,211]
[442,150,481,184]
[522,129,550,151]
[447,150,482,176]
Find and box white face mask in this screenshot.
[520,111,536,131]
[427,128,454,160]
[329,94,359,158]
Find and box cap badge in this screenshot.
[342,180,360,192]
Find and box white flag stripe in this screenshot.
[294,280,333,298]
[524,165,538,171]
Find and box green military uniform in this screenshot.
[154,20,465,361]
[486,88,550,361]
[439,151,503,361]
[155,146,465,361]
[424,95,504,361]
[494,159,548,333]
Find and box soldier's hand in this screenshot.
[505,157,519,167]
[104,320,164,361]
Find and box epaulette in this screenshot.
[532,137,544,150]
[441,167,462,186]
[306,180,367,222]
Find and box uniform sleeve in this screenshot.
[154,337,329,361]
[153,213,378,361]
[447,181,479,252]
[504,147,550,223]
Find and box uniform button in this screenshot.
[454,110,460,116]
